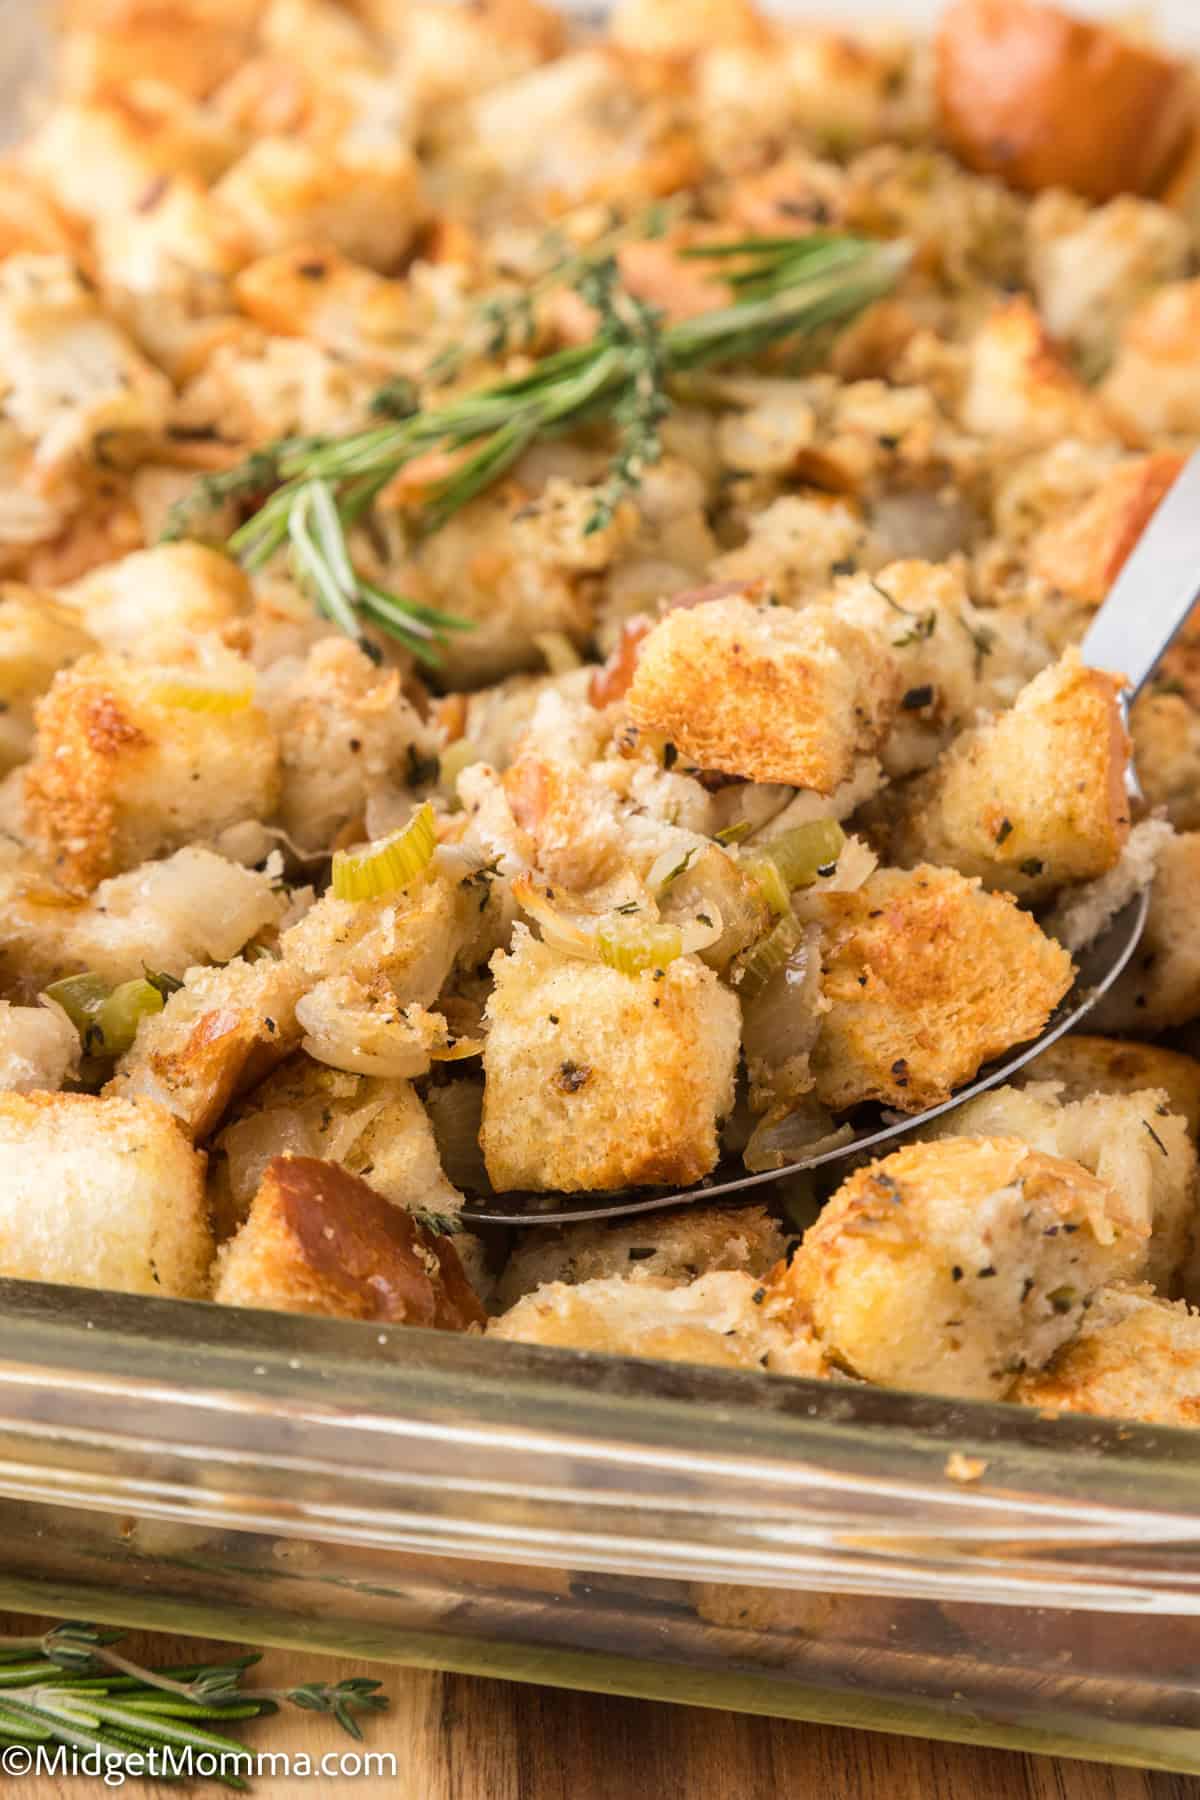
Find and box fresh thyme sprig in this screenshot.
[167,233,909,663]
[0,1622,389,1787]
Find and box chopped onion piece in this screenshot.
[533,631,583,675]
[439,739,482,794]
[430,1037,486,1061]
[512,876,600,958]
[735,914,803,1000]
[744,1103,855,1174]
[331,801,436,901]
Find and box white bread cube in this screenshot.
[496,1203,786,1312]
[959,298,1109,448]
[1102,281,1200,443]
[781,1136,1145,1400]
[1012,1284,1200,1427]
[481,930,740,1193]
[0,585,96,774]
[490,1271,827,1377]
[107,955,305,1140]
[1091,832,1200,1032]
[59,546,252,661]
[928,1081,1197,1296]
[1023,1035,1200,1136]
[0,1090,211,1296]
[0,1002,79,1094]
[23,651,280,891]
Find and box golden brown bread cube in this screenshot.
[23,653,279,892]
[958,298,1109,448]
[0,1090,211,1297]
[1102,281,1200,443]
[1030,453,1184,607]
[213,137,424,273]
[935,0,1197,203]
[489,1271,828,1377]
[107,955,305,1141]
[780,1137,1145,1400]
[609,0,768,55]
[213,1154,486,1327]
[885,653,1131,903]
[1012,1284,1200,1426]
[625,596,900,794]
[59,545,252,660]
[1090,832,1200,1033]
[58,0,260,100]
[1131,690,1200,832]
[928,1081,1197,1297]
[0,586,96,774]
[481,930,740,1193]
[1023,1035,1200,1137]
[495,1204,787,1312]
[806,864,1074,1113]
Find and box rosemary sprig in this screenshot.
[0,1622,389,1785]
[167,233,909,662]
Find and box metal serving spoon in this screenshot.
[460,452,1200,1227]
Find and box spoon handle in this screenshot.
[1081,449,1200,698]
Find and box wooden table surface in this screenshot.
[3,1614,1195,1798]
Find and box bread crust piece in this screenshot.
[495,1203,786,1311]
[1031,453,1184,607]
[884,652,1131,903]
[23,652,280,893]
[1012,1284,1200,1426]
[489,1270,828,1377]
[625,596,900,794]
[213,1154,485,1327]
[107,955,305,1141]
[806,864,1074,1114]
[1023,1035,1200,1137]
[481,931,740,1193]
[0,1090,211,1297]
[779,1136,1144,1400]
[935,0,1197,203]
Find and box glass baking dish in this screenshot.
[5,0,1200,1773]
[2,1276,1200,1772]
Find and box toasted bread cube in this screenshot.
[0,585,96,774]
[1031,453,1185,606]
[709,495,866,605]
[59,546,252,661]
[807,864,1073,1113]
[1102,280,1200,443]
[213,1056,463,1226]
[780,1137,1144,1399]
[490,1271,827,1377]
[0,1091,211,1296]
[232,243,412,360]
[609,0,767,54]
[58,0,259,99]
[959,298,1109,447]
[1023,1035,1200,1137]
[928,1082,1197,1295]
[258,639,437,853]
[1091,832,1200,1033]
[1012,1284,1200,1426]
[626,597,900,793]
[481,930,740,1193]
[495,1204,786,1312]
[0,256,173,478]
[281,868,474,1006]
[885,653,1131,902]
[935,0,1195,202]
[0,848,286,1000]
[212,1154,485,1326]
[1028,193,1191,371]
[107,955,305,1140]
[214,137,424,272]
[1132,691,1200,832]
[0,1002,78,1094]
[23,652,280,891]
